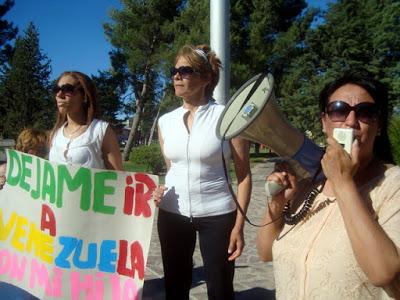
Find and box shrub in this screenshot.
[129,143,166,175]
[388,116,400,165]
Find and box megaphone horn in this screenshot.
[216,73,324,195]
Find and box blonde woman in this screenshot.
[153,44,252,300]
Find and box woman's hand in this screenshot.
[266,162,298,214]
[321,137,360,187]
[0,175,5,190]
[228,225,244,261]
[256,162,296,262]
[152,185,167,207]
[0,163,6,190]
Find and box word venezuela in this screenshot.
[0,150,157,299]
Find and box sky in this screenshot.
[6,0,331,80]
[7,0,122,80]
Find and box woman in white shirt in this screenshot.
[49,71,122,170]
[153,44,252,300]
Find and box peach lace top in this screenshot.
[272,166,400,300]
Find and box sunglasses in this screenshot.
[53,84,81,95]
[170,66,195,77]
[326,101,379,124]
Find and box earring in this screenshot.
[377,128,381,136]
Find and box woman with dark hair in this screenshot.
[152,44,252,300]
[257,70,400,299]
[49,71,122,170]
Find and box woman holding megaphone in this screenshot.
[152,44,252,300]
[257,70,400,299]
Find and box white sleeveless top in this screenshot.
[158,100,236,218]
[49,119,108,169]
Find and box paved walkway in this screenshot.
[142,162,276,300]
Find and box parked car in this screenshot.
[0,139,15,163]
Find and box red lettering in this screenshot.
[123,176,135,215]
[117,240,144,280]
[134,174,156,218]
[41,204,56,236]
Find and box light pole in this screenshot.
[210,0,230,105]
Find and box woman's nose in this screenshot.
[344,110,358,127]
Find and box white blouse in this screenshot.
[49,119,108,169]
[158,100,236,218]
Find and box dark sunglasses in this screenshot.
[326,101,379,124]
[170,66,195,77]
[53,83,81,95]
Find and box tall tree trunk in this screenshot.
[147,89,166,145]
[122,98,143,161]
[122,72,150,161]
[121,34,158,161]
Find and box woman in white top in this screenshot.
[49,71,122,170]
[153,44,252,300]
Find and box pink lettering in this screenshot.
[0,249,12,275]
[0,250,27,281]
[70,271,104,300]
[110,274,139,300]
[30,258,62,297]
[10,252,27,280]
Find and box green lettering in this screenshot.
[57,165,91,210]
[41,161,56,204]
[6,150,21,186]
[93,171,117,214]
[20,153,32,192]
[31,156,41,199]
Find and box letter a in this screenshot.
[41,204,56,236]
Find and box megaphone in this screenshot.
[216,73,324,196]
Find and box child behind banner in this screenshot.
[0,128,48,188]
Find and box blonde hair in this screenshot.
[16,128,48,158]
[175,44,222,99]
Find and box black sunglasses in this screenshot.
[326,101,379,124]
[53,83,81,95]
[170,66,195,77]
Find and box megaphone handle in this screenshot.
[265,181,285,198]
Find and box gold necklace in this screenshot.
[65,123,86,138]
[63,123,87,161]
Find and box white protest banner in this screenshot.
[0,150,158,299]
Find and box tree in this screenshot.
[230,0,309,90]
[277,0,400,141]
[104,0,182,160]
[0,22,53,139]
[91,69,124,124]
[0,0,17,74]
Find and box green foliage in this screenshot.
[388,116,400,165]
[104,0,183,159]
[162,0,209,61]
[276,0,400,142]
[230,0,308,89]
[0,23,53,139]
[104,0,400,152]
[0,0,17,73]
[92,70,124,124]
[129,143,166,175]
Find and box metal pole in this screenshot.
[210,0,230,105]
